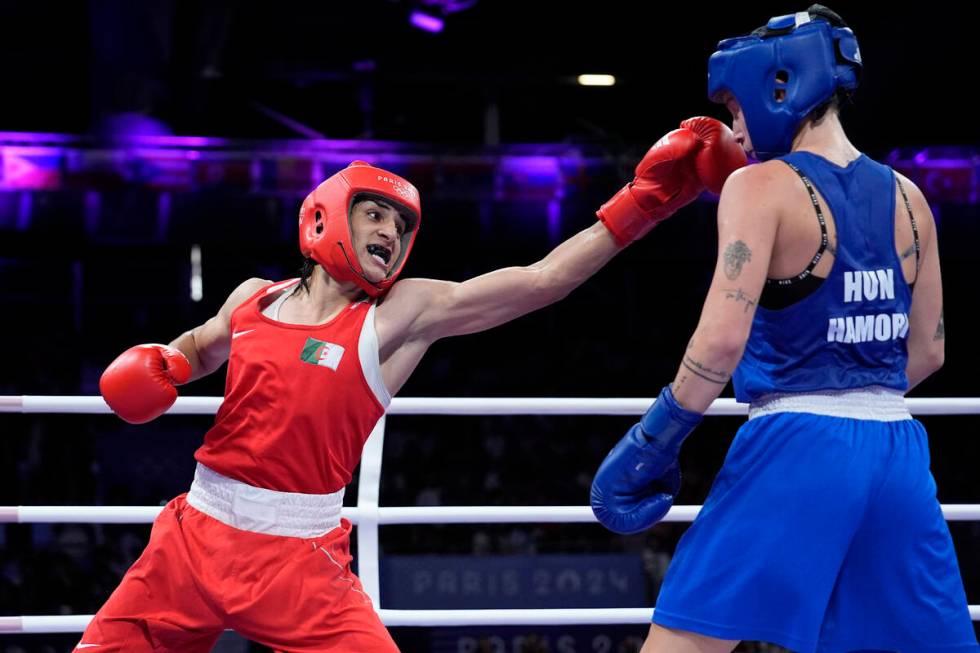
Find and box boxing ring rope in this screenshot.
[6,504,980,525]
[0,609,705,634]
[6,395,980,415]
[2,395,979,634]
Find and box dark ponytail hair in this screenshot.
[297,257,316,295]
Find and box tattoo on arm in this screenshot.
[934,308,944,341]
[682,356,730,385]
[722,288,758,314]
[900,244,917,260]
[723,240,752,280]
[674,373,689,393]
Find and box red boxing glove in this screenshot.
[99,344,192,424]
[681,116,748,194]
[597,128,704,246]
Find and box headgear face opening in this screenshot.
[707,4,862,160]
[298,161,421,297]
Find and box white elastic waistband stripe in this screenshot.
[748,386,911,422]
[186,463,343,538]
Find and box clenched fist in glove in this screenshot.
[100,344,192,424]
[590,385,703,534]
[597,117,747,245]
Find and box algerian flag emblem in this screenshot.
[300,337,345,371]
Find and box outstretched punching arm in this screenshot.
[380,118,746,349]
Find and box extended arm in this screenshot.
[380,118,746,347]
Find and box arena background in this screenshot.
[1,2,977,651]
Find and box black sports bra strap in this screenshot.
[766,162,830,287]
[894,175,921,272]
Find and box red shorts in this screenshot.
[76,495,397,652]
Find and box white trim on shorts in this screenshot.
[186,463,343,538]
[748,385,911,422]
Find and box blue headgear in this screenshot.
[707,5,862,160]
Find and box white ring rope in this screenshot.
[3,394,979,632]
[4,395,980,415]
[3,606,980,634]
[4,504,980,524]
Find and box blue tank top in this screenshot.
[733,151,912,403]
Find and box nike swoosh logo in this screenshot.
[76,645,102,649]
[232,329,255,339]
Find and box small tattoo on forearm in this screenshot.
[934,308,945,341]
[724,240,752,280]
[723,288,758,314]
[900,244,916,260]
[682,356,730,384]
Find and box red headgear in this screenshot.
[299,161,421,297]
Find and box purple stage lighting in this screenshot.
[410,10,444,33]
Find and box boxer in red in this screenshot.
[84,118,745,652]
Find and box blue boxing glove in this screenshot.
[590,385,703,534]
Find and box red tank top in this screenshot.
[195,279,389,493]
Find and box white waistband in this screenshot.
[186,463,343,538]
[748,386,911,422]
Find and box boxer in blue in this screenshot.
[591,5,978,652]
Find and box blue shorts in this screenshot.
[652,412,978,653]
